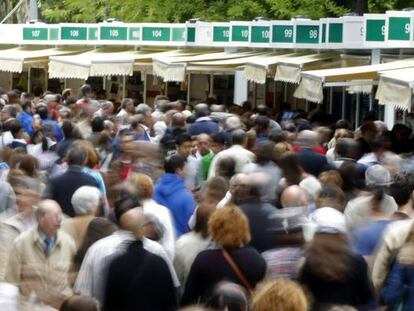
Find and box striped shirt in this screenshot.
[262,247,304,280]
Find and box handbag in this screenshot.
[221,249,254,293]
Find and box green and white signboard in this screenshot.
[270,21,295,48]
[386,11,413,47]
[230,22,249,47]
[364,14,386,47]
[295,20,321,48]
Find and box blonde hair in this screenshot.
[127,173,154,199]
[208,204,250,249]
[252,279,308,311]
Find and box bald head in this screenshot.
[296,130,319,148]
[195,103,210,118]
[119,207,146,239]
[35,200,63,238]
[171,112,186,129]
[281,186,308,209]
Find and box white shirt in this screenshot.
[208,145,256,179]
[143,199,176,260]
[75,230,179,304]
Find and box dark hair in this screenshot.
[305,233,351,281]
[269,129,285,143]
[255,141,276,164]
[164,154,185,174]
[255,115,270,133]
[175,133,192,146]
[21,99,32,112]
[18,154,39,177]
[74,217,117,270]
[211,132,225,145]
[335,119,350,130]
[3,105,17,118]
[59,295,99,311]
[279,152,302,185]
[61,120,75,139]
[66,146,88,166]
[37,105,49,120]
[113,193,141,224]
[231,129,246,145]
[91,116,104,133]
[205,282,250,311]
[9,119,23,138]
[390,179,414,207]
[216,157,236,180]
[79,84,92,97]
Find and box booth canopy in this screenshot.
[376,67,414,111]
[152,51,262,82]
[294,59,414,103]
[0,47,86,73]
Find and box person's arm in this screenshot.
[4,242,22,285]
[354,255,376,306]
[381,261,406,306]
[181,254,203,306]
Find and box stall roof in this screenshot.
[376,67,414,111]
[49,49,193,80]
[294,59,414,103]
[152,51,262,82]
[0,47,87,73]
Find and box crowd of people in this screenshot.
[0,84,414,310]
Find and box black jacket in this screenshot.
[297,148,332,177]
[48,166,98,217]
[104,240,178,311]
[181,246,266,306]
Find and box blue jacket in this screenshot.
[153,173,195,237]
[188,117,219,136]
[18,111,34,137]
[382,260,414,311]
[43,118,64,142]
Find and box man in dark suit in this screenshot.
[48,145,98,217]
[296,130,332,177]
[188,103,219,136]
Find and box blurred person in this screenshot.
[389,178,414,219]
[56,121,80,159]
[73,217,116,272]
[315,184,347,213]
[223,115,242,145]
[205,281,250,311]
[18,100,34,137]
[127,173,175,260]
[161,112,187,154]
[5,200,76,309]
[94,101,113,119]
[77,84,92,106]
[88,116,104,147]
[181,205,266,305]
[37,105,63,142]
[48,145,99,217]
[357,122,378,156]
[59,295,99,311]
[188,103,219,136]
[344,164,397,230]
[1,105,17,123]
[326,129,354,163]
[243,141,281,204]
[61,186,101,249]
[136,103,154,141]
[262,207,308,280]
[252,278,308,311]
[75,193,178,305]
[7,119,27,149]
[116,98,135,121]
[318,170,343,188]
[153,155,196,237]
[216,173,249,209]
[299,207,375,310]
[103,206,178,311]
[208,129,255,179]
[274,141,293,162]
[76,103,98,139]
[216,157,236,181]
[254,115,270,145]
[280,185,309,210]
[175,202,215,288]
[200,132,225,183]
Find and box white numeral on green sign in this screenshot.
[70,30,79,37]
[261,30,270,39]
[309,30,318,39]
[31,30,40,37]
[109,29,119,37]
[381,25,385,36]
[152,30,162,38]
[222,30,230,37]
[284,29,293,38]
[405,23,410,34]
[241,30,248,38]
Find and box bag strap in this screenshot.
[221,249,253,292]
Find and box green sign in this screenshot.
[49,28,59,40]
[388,17,410,41]
[272,25,293,43]
[296,25,319,44]
[142,27,170,41]
[213,26,230,42]
[129,27,140,41]
[88,27,99,40]
[187,27,196,42]
[251,26,270,43]
[61,26,87,40]
[328,23,343,43]
[231,25,249,42]
[100,26,128,41]
[321,23,326,43]
[23,27,48,40]
[365,19,385,41]
[172,28,186,41]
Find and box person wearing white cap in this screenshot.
[344,164,397,230]
[299,207,375,310]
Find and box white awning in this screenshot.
[376,68,414,111]
[152,51,259,82]
[295,59,414,103]
[0,47,86,73]
[243,52,304,84]
[275,53,341,84]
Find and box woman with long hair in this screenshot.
[299,207,375,310]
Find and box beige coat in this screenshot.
[5,227,76,309]
[61,215,95,250]
[371,219,413,293]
